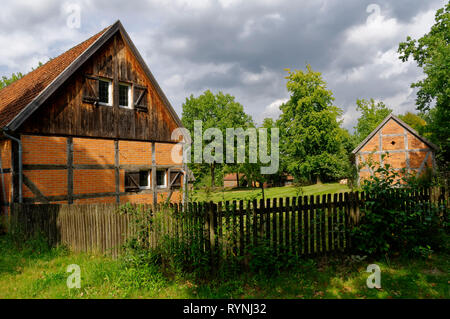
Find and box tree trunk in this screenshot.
[210,163,216,188]
[236,172,240,188]
[316,175,322,185]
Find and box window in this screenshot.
[125,171,140,192]
[157,170,167,188]
[169,171,182,188]
[119,83,132,108]
[139,171,150,189]
[98,79,112,105]
[125,170,168,191]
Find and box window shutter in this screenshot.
[82,75,99,105]
[133,85,148,112]
[170,171,182,188]
[125,171,140,192]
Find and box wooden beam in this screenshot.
[22,175,49,203]
[115,140,120,204]
[152,142,157,206]
[67,137,73,204]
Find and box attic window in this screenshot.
[391,141,396,145]
[99,79,112,105]
[119,83,132,109]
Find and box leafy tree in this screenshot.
[398,111,428,137]
[0,72,24,89]
[398,3,450,163]
[278,65,351,184]
[354,98,392,143]
[1,62,44,90]
[238,118,284,199]
[182,90,253,188]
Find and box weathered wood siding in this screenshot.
[20,32,179,142]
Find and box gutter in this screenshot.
[0,145,7,216]
[2,130,22,203]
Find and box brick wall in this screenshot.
[17,135,183,204]
[73,138,115,165]
[22,135,67,165]
[24,170,68,197]
[119,140,152,165]
[156,143,183,165]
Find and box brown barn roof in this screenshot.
[0,20,183,131]
[0,25,111,128]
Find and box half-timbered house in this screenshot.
[352,114,437,184]
[0,21,189,212]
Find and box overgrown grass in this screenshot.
[0,234,448,299]
[191,183,351,203]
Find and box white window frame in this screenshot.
[156,170,167,189]
[98,78,113,106]
[139,170,151,190]
[119,82,133,109]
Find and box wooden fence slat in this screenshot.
[8,187,445,261]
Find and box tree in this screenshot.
[0,72,24,89]
[182,90,253,188]
[278,65,351,184]
[398,112,428,138]
[354,98,392,143]
[398,3,450,162]
[1,62,44,90]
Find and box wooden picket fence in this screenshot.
[9,187,448,260]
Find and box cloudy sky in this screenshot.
[0,0,446,131]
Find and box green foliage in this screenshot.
[398,2,450,163]
[278,65,352,183]
[354,98,392,143]
[0,62,44,90]
[351,157,448,257]
[0,72,24,89]
[398,111,428,137]
[181,90,253,188]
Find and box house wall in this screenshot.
[20,32,180,142]
[0,140,12,208]
[19,134,183,205]
[356,118,434,184]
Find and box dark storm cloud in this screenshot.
[0,0,447,129]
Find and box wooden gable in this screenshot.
[19,30,180,142]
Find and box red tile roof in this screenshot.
[0,26,110,128]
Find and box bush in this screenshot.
[351,156,448,257]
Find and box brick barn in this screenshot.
[352,114,437,184]
[0,21,189,213]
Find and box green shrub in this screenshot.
[351,156,448,257]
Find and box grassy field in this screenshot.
[191,183,351,203]
[0,235,448,299]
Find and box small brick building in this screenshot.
[352,114,437,184]
[0,21,189,212]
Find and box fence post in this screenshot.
[207,201,216,271]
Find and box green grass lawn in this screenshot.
[191,183,351,203]
[1,235,448,299]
